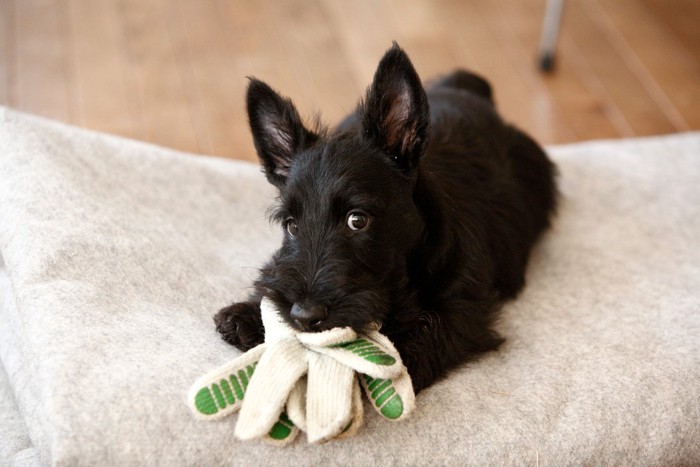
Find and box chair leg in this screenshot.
[538,0,565,72]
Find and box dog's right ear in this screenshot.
[246,79,318,187]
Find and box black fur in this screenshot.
[215,44,557,392]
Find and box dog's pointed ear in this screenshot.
[246,79,318,187]
[361,44,429,173]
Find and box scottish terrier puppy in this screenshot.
[215,44,556,392]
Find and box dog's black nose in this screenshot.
[290,303,328,331]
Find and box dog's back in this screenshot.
[421,71,557,300]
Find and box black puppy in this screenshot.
[215,44,556,392]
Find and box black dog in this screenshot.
[215,44,556,392]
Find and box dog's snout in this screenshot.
[290,303,328,331]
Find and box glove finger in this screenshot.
[334,376,364,440]
[188,343,266,420]
[286,376,307,432]
[235,339,308,440]
[306,352,356,444]
[264,412,300,447]
[312,332,403,379]
[361,369,415,422]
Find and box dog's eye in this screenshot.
[347,212,370,231]
[285,218,299,238]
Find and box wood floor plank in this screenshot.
[539,0,635,138]
[266,0,360,127]
[213,0,268,160]
[425,1,536,135]
[433,0,576,144]
[215,0,293,159]
[14,0,74,122]
[69,0,141,139]
[115,0,199,153]
[215,0,270,81]
[563,0,678,137]
[318,0,397,93]
[380,0,462,80]
[0,0,13,106]
[475,0,580,144]
[557,34,636,139]
[639,0,700,68]
[593,0,699,130]
[164,0,237,157]
[509,0,625,141]
[222,1,306,107]
[216,0,328,160]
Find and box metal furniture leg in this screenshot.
[538,0,565,72]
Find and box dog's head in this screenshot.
[247,44,430,332]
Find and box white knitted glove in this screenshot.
[188,297,415,445]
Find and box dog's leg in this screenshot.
[388,299,504,393]
[214,300,265,351]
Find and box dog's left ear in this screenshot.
[361,44,429,173]
[246,79,319,187]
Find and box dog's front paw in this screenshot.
[213,302,265,351]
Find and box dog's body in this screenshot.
[215,45,556,392]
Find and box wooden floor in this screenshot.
[1,0,698,162]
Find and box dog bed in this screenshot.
[1,106,698,466]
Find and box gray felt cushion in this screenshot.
[0,106,698,466]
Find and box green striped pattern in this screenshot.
[194,363,257,415]
[332,338,396,365]
[268,412,296,440]
[363,374,403,420]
